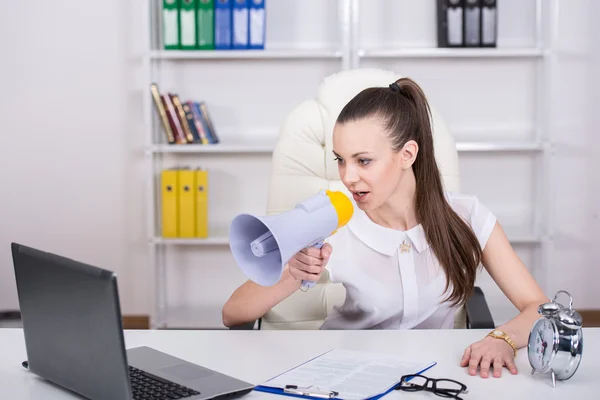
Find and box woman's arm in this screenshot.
[221,266,301,328]
[461,221,550,378]
[222,243,333,327]
[482,221,550,347]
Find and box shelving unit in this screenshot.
[143,0,556,329]
[142,0,355,330]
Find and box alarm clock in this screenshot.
[527,290,583,387]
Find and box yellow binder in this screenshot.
[161,169,179,238]
[194,168,209,238]
[178,168,196,238]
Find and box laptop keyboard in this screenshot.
[129,366,200,399]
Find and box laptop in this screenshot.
[11,242,255,400]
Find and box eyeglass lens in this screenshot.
[401,375,428,391]
[434,379,464,392]
[398,375,466,399]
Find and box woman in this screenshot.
[222,77,549,380]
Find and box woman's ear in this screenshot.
[400,140,419,169]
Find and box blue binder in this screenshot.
[214,0,233,49]
[252,349,437,400]
[248,0,265,49]
[232,0,249,49]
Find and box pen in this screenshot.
[284,385,339,399]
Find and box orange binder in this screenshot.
[194,168,209,238]
[161,169,179,238]
[177,168,196,238]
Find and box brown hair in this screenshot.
[336,77,482,307]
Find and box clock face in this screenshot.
[528,318,557,371]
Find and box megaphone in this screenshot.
[229,190,353,290]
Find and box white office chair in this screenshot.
[233,68,493,330]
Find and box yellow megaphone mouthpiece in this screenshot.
[325,190,354,230]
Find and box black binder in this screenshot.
[464,0,482,47]
[437,0,465,48]
[481,0,498,47]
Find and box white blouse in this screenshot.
[320,192,497,330]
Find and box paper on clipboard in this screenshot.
[257,348,437,400]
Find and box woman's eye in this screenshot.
[359,158,371,165]
[334,157,343,164]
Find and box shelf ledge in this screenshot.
[149,143,274,154]
[153,237,229,246]
[456,142,545,152]
[148,49,343,60]
[152,235,541,246]
[158,306,229,330]
[148,142,544,154]
[358,47,545,59]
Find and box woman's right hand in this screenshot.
[223,243,333,328]
[288,243,333,284]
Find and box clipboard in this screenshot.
[253,349,437,400]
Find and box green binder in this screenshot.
[180,0,197,49]
[197,0,215,50]
[162,0,180,50]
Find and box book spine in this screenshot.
[182,102,202,143]
[198,101,219,143]
[170,94,195,143]
[150,83,175,144]
[161,95,187,144]
[189,101,211,144]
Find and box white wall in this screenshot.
[1,0,598,328]
[577,0,600,309]
[591,0,600,284]
[544,0,599,313]
[0,0,149,314]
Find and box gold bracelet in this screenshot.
[487,329,518,356]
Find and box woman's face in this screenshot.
[332,116,416,211]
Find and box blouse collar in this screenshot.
[347,201,430,256]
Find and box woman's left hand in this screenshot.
[460,336,518,378]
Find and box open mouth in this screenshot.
[352,191,369,202]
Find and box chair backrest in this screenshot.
[260,68,461,330]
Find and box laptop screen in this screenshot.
[12,243,132,400]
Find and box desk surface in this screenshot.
[1,328,599,399]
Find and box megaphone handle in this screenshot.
[300,240,324,291]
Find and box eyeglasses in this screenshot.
[395,374,468,400]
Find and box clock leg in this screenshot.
[551,370,556,388]
[531,368,536,375]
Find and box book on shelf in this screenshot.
[159,0,266,51]
[161,167,209,238]
[151,83,220,145]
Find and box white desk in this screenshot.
[1,328,599,399]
